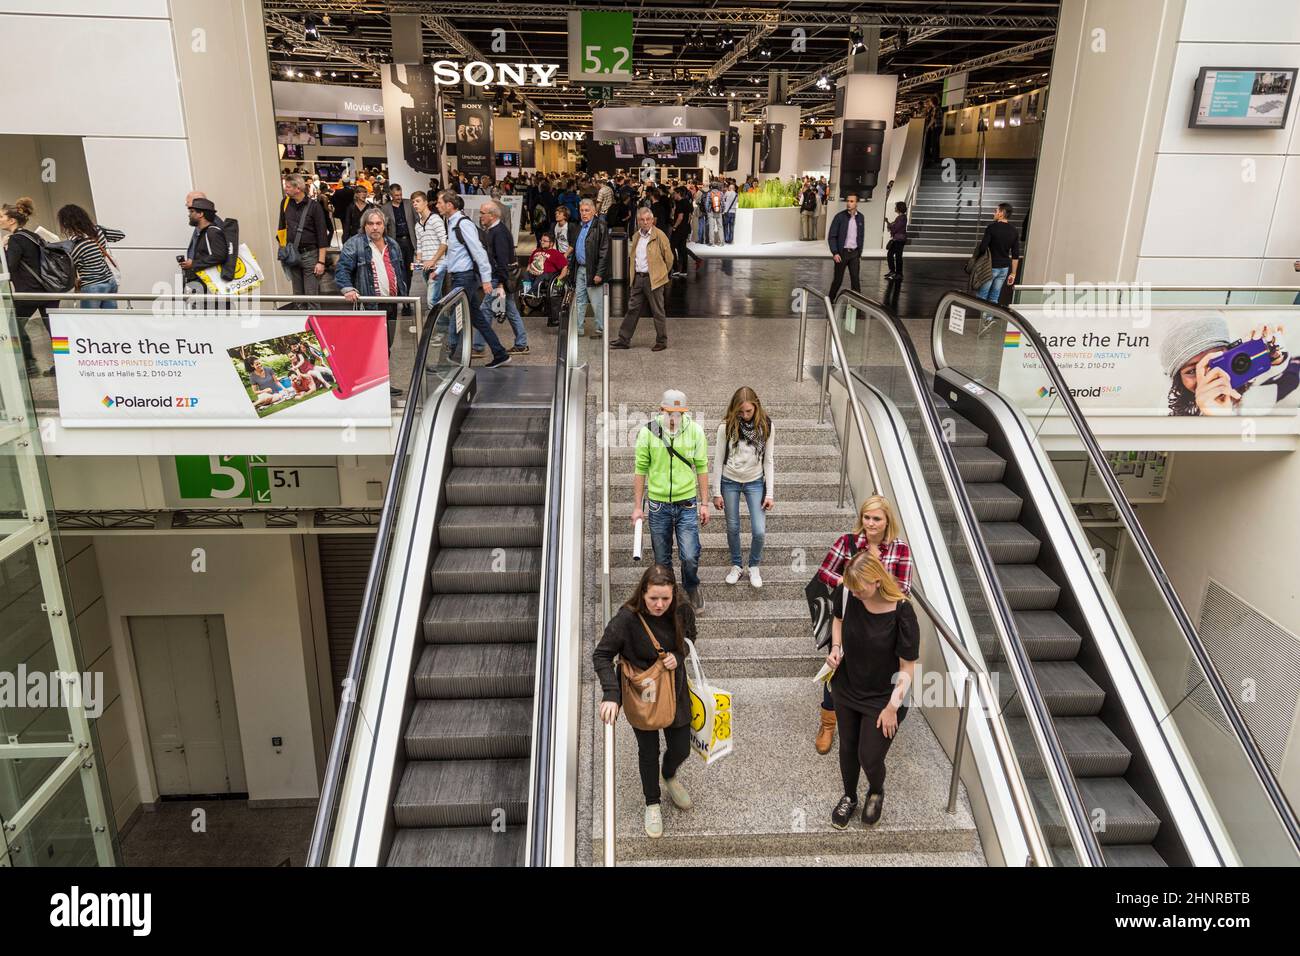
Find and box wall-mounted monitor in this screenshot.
[319,121,360,146]
[672,135,703,155]
[614,137,640,159]
[1189,67,1296,129]
[496,151,520,168]
[314,161,349,182]
[277,121,318,145]
[643,136,677,158]
[280,143,304,160]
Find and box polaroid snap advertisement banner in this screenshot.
[50,310,391,427]
[996,306,1300,417]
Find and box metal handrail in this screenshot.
[600,293,615,868]
[526,265,580,866]
[800,285,1095,865]
[305,287,469,867]
[933,291,1300,854]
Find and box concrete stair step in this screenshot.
[607,443,841,467]
[611,563,819,603]
[610,471,842,503]
[610,500,854,533]
[609,532,836,567]
[592,677,982,863]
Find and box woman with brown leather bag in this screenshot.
[593,563,699,839]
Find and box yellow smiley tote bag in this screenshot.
[684,639,733,765]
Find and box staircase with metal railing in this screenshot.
[909,159,1038,254]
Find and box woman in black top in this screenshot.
[58,204,125,309]
[669,186,700,278]
[593,563,698,839]
[826,550,919,829]
[0,197,58,375]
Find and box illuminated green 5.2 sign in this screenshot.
[567,10,633,84]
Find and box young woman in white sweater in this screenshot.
[711,386,775,588]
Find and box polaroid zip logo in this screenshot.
[101,395,199,409]
[50,886,151,936]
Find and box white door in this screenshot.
[130,615,246,796]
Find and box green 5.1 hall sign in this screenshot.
[567,10,633,84]
[171,456,341,506]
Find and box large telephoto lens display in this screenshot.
[839,119,887,200]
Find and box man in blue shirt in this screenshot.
[434,190,510,368]
[570,198,610,337]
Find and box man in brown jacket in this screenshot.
[612,206,674,351]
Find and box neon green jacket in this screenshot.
[635,413,709,503]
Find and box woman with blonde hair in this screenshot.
[711,386,775,589]
[825,550,918,829]
[811,493,912,754]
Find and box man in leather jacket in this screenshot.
[570,197,611,337]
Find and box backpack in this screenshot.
[710,191,722,213]
[15,230,75,294]
[219,218,241,282]
[805,535,860,650]
[801,189,817,212]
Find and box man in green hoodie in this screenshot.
[631,389,711,609]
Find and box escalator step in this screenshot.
[951,445,1007,482]
[404,698,533,760]
[430,548,541,593]
[999,661,1105,717]
[422,593,539,643]
[936,412,989,446]
[963,482,1023,521]
[994,564,1061,611]
[438,506,544,548]
[452,431,549,467]
[1005,716,1132,778]
[393,758,529,828]
[460,412,549,433]
[387,826,526,867]
[414,644,536,698]
[1013,611,1084,661]
[1102,845,1167,867]
[980,522,1041,564]
[445,467,546,505]
[1029,777,1162,847]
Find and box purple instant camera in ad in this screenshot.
[1208,339,1273,391]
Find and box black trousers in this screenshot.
[886,239,905,275]
[632,723,691,806]
[834,699,906,797]
[828,247,862,299]
[671,230,698,272]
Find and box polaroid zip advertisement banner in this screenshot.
[50,310,391,427]
[454,101,493,178]
[996,306,1300,417]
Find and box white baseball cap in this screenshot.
[660,389,688,412]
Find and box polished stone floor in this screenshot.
[118,800,316,867]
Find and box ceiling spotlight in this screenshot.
[718,28,735,50]
[648,69,656,81]
[756,40,773,60]
[329,71,337,78]
[314,69,322,77]
[352,72,359,79]
[303,16,319,41]
[849,28,866,53]
[283,67,293,78]
[815,73,831,91]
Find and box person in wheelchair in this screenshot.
[520,231,570,327]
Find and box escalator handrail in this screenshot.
[526,277,578,866]
[820,287,1104,866]
[932,290,1300,852]
[306,288,471,867]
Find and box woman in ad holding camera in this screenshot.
[1161,313,1298,416]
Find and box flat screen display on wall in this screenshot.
[1189,67,1296,129]
[320,122,360,146]
[643,136,677,158]
[673,135,703,154]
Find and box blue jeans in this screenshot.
[571,266,605,333]
[646,498,701,592]
[444,270,491,354]
[722,212,736,244]
[80,278,118,309]
[977,267,1010,304]
[695,216,707,243]
[482,279,526,348]
[721,477,765,568]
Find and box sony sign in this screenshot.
[430,60,560,88]
[539,130,587,141]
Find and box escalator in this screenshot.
[823,288,1300,866]
[308,290,587,868]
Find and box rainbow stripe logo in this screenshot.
[1037,386,1050,399]
[101,396,114,408]
[1003,331,1021,349]
[51,337,69,354]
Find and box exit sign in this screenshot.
[567,10,633,84]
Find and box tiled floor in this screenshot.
[118,801,316,867]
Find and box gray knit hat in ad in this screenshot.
[1159,312,1233,378]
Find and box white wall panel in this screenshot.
[104,249,188,297]
[1258,257,1300,286]
[1140,153,1283,257]
[0,1,168,15]
[1159,43,1300,154]
[81,138,192,252]
[0,15,183,137]
[1180,0,1300,44]
[1265,156,1300,256]
[1136,256,1265,286]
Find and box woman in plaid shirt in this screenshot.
[814,494,912,754]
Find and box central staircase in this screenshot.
[583,400,986,866]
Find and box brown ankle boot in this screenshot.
[815,708,836,754]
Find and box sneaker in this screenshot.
[883,272,896,279]
[663,776,692,810]
[725,565,743,586]
[485,354,513,369]
[588,327,604,338]
[508,344,530,354]
[831,794,858,830]
[644,804,663,838]
[432,334,444,345]
[862,792,884,826]
[687,587,705,611]
[749,566,763,589]
[610,340,631,350]
[651,342,667,352]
